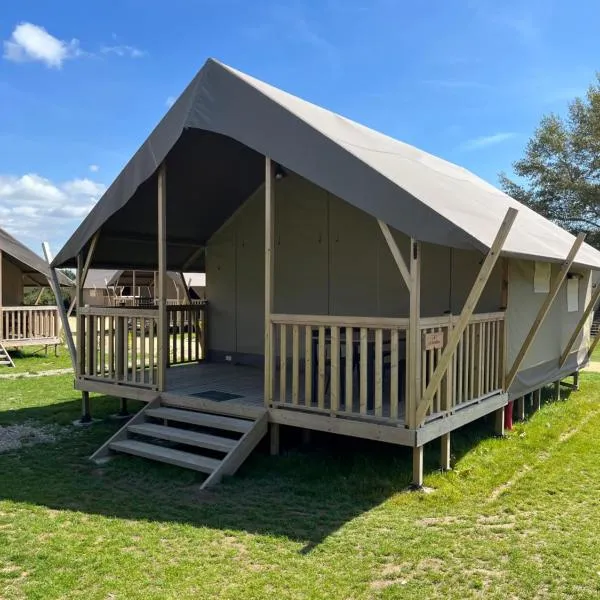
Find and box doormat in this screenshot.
[190,390,244,402]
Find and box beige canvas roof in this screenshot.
[52,59,600,270]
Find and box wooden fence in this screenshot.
[78,304,206,389]
[419,312,505,419]
[269,311,505,426]
[1,306,61,344]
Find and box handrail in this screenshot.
[79,306,159,318]
[270,313,410,328]
[1,305,60,312]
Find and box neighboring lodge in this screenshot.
[0,227,73,366]
[46,59,600,487]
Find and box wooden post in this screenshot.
[264,157,275,406]
[506,233,586,388]
[516,396,525,421]
[416,208,517,425]
[407,239,421,429]
[440,433,451,471]
[42,242,77,372]
[412,445,424,488]
[559,283,600,367]
[76,253,85,378]
[157,163,168,392]
[118,398,128,417]
[270,423,280,456]
[494,407,505,436]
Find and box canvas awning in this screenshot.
[0,227,73,287]
[52,58,600,271]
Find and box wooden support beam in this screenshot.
[377,220,411,292]
[412,446,424,488]
[559,282,600,367]
[586,328,600,363]
[440,433,451,471]
[42,242,77,372]
[516,396,525,420]
[157,162,168,392]
[506,233,586,388]
[270,423,280,456]
[178,272,192,304]
[80,232,100,290]
[416,208,517,425]
[264,157,275,407]
[34,287,45,305]
[494,407,505,436]
[406,239,421,429]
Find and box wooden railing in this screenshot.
[166,304,205,366]
[420,312,505,419]
[78,304,206,389]
[269,314,410,420]
[269,311,505,427]
[79,306,160,389]
[1,306,61,343]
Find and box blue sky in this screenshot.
[1,0,599,254]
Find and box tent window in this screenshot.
[567,276,579,312]
[534,261,550,293]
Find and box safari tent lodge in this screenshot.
[0,227,73,366]
[51,59,600,487]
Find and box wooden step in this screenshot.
[109,439,221,474]
[146,407,254,433]
[127,423,237,453]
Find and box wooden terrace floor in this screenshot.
[164,361,408,422]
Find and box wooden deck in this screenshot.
[166,362,265,408]
[165,361,410,420]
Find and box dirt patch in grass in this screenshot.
[0,421,68,453]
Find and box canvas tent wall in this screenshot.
[52,58,600,399]
[207,171,503,359]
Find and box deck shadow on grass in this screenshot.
[0,385,569,550]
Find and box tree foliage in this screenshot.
[500,75,600,248]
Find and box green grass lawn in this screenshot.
[4,345,73,375]
[2,375,600,599]
[590,343,600,362]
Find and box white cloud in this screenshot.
[166,96,176,108]
[3,22,81,68]
[101,44,146,58]
[0,173,105,249]
[459,132,517,151]
[89,164,99,173]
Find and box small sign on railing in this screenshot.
[423,331,444,350]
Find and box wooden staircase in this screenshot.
[0,343,15,368]
[91,398,268,488]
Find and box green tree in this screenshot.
[500,75,600,249]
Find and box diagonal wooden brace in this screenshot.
[378,220,411,292]
[415,208,518,425]
[506,232,586,389]
[559,282,600,367]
